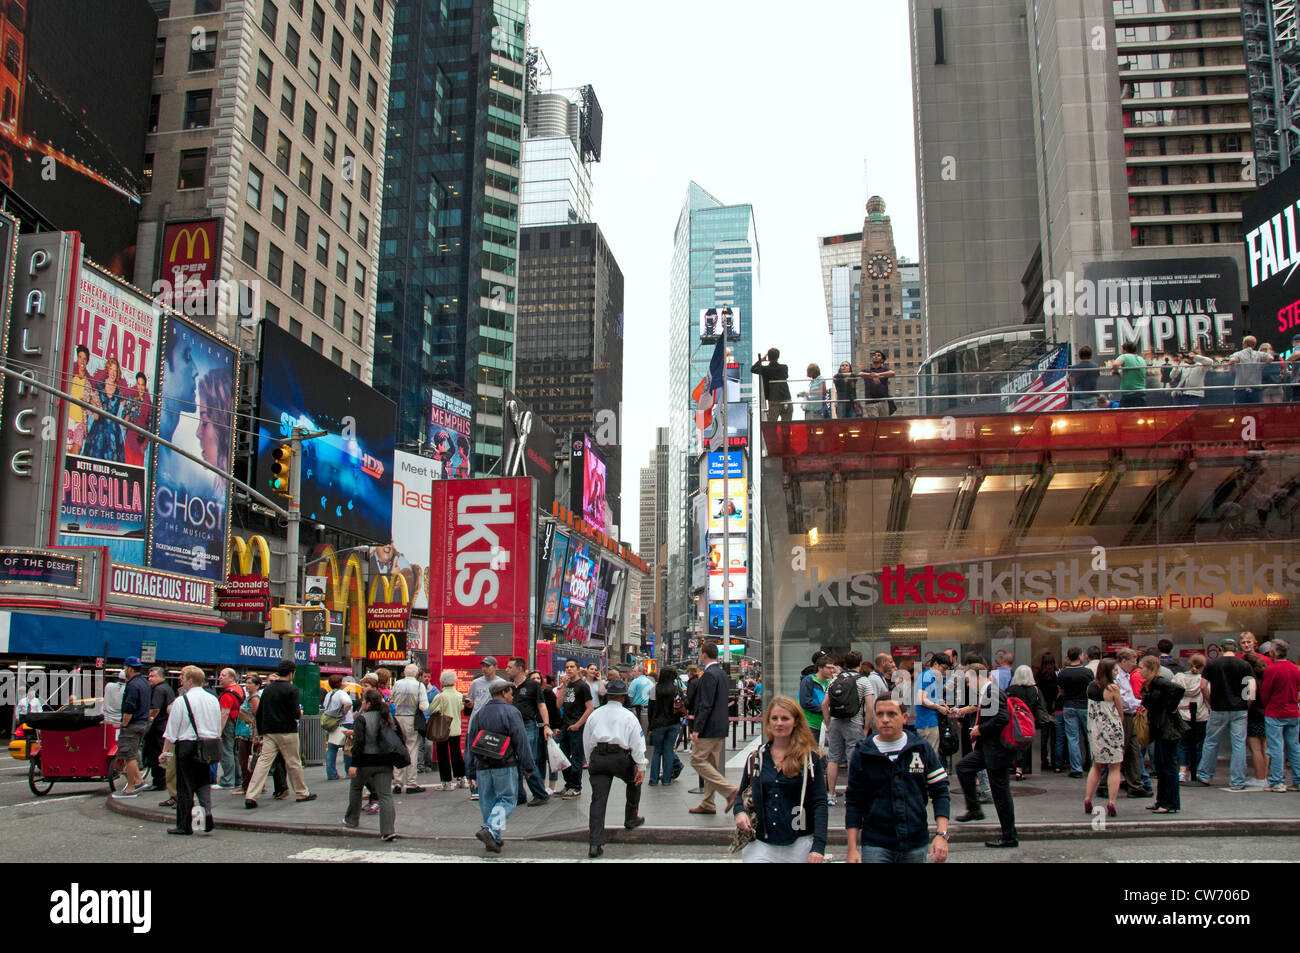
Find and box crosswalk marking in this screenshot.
[288,846,738,864]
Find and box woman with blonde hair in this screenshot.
[428,670,466,791]
[731,695,828,863]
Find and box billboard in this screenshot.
[57,267,162,564]
[699,307,741,340]
[1,0,155,278]
[1243,163,1300,354]
[387,450,435,611]
[569,434,608,533]
[707,478,747,534]
[707,450,743,479]
[707,536,748,601]
[708,401,750,449]
[255,322,396,541]
[146,316,238,583]
[708,602,747,637]
[559,537,598,642]
[428,386,473,479]
[1076,258,1240,357]
[156,220,221,311]
[503,388,556,509]
[540,530,571,626]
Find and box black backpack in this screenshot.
[826,672,862,719]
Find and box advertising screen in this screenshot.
[699,307,741,339]
[58,268,162,564]
[707,536,748,601]
[707,479,747,534]
[559,538,598,642]
[541,530,571,626]
[3,0,155,278]
[708,401,750,449]
[569,435,608,533]
[428,387,473,479]
[1243,164,1300,354]
[147,316,238,583]
[386,450,435,611]
[708,602,747,637]
[255,322,396,541]
[590,558,614,637]
[707,450,744,479]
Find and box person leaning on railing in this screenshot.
[1170,349,1216,406]
[797,363,831,419]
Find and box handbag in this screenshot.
[183,696,221,764]
[938,717,960,757]
[1031,688,1052,727]
[371,712,411,768]
[1132,708,1151,748]
[320,690,343,732]
[413,706,428,736]
[728,747,763,854]
[427,710,452,743]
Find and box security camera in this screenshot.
[315,523,326,532]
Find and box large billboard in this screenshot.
[540,530,571,627]
[146,316,238,583]
[1243,163,1300,354]
[559,537,598,643]
[503,388,556,509]
[428,386,473,479]
[254,322,396,541]
[707,535,748,601]
[699,307,741,340]
[707,478,747,534]
[1,0,155,278]
[57,267,162,564]
[1076,258,1240,357]
[569,434,608,533]
[386,450,435,611]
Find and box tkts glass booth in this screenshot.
[760,406,1300,699]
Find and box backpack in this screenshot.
[1001,696,1036,749]
[826,672,862,719]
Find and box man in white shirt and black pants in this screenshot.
[160,665,223,835]
[583,678,647,859]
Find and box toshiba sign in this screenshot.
[428,477,534,673]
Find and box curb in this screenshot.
[108,796,1300,845]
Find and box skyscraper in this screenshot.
[638,426,668,642]
[519,82,600,227]
[666,182,758,641]
[375,0,527,471]
[1243,1,1300,187]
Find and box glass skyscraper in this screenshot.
[375,0,527,472]
[666,182,759,641]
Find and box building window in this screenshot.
[330,27,343,66]
[363,118,374,153]
[333,0,345,15]
[267,243,283,285]
[372,0,383,19]
[310,332,323,353]
[332,295,345,332]
[337,194,351,231]
[298,153,313,192]
[312,280,326,318]
[275,133,291,173]
[315,226,329,265]
[310,2,324,41]
[241,223,260,266]
[349,52,361,89]
[250,107,268,150]
[356,212,368,248]
[141,154,153,194]
[335,244,347,281]
[256,51,272,94]
[302,102,317,141]
[280,77,296,119]
[291,262,306,302]
[345,99,357,134]
[366,74,378,110]
[352,7,364,40]
[322,124,337,162]
[148,94,160,133]
[331,346,343,366]
[306,51,321,91]
[369,30,380,63]
[261,0,278,39]
[154,38,166,76]
[351,310,363,345]
[195,0,222,11]
[284,25,300,66]
[293,210,310,250]
[350,360,361,378]
[342,146,354,181]
[319,175,333,213]
[189,30,216,71]
[246,164,263,209]
[359,164,371,201]
[289,316,303,338]
[266,301,281,327]
[289,0,301,13]
[326,76,340,112]
[353,260,365,296]
[271,187,287,229]
[177,149,207,189]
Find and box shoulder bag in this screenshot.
[728,746,764,854]
[371,712,411,768]
[320,690,343,732]
[183,696,222,764]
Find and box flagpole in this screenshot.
[722,369,730,659]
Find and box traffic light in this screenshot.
[300,608,328,636]
[270,444,294,497]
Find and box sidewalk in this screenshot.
[108,744,1300,846]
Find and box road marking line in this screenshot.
[726,736,762,770]
[0,794,93,810]
[288,846,736,864]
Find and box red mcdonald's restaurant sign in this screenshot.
[159,219,220,306]
[367,602,411,632]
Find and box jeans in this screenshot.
[1061,707,1086,773]
[325,742,353,780]
[345,765,394,838]
[1265,716,1300,786]
[1179,719,1206,770]
[559,726,585,791]
[650,724,680,783]
[1053,711,1066,767]
[218,719,238,787]
[859,845,928,863]
[1153,737,1181,810]
[517,722,550,801]
[1197,709,1247,787]
[477,765,519,842]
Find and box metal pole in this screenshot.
[722,391,730,655]
[281,427,302,662]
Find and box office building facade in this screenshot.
[519,84,600,227]
[638,426,668,643]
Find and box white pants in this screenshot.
[742,836,814,863]
[396,715,420,789]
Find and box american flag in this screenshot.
[1010,345,1071,413]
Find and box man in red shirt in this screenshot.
[1260,640,1300,792]
[215,669,245,789]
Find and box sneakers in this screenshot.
[1245,778,1269,788]
[1270,783,1289,792]
[381,832,397,842]
[457,778,470,789]
[1226,785,1249,792]
[826,794,837,806]
[365,802,380,814]
[441,782,455,792]
[671,761,683,781]
[158,797,177,808]
[469,791,479,801]
[192,805,205,832]
[528,796,550,807]
[110,790,140,799]
[475,827,501,853]
[342,818,359,829]
[560,788,581,799]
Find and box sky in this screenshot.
[526,0,919,548]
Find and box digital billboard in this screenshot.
[428,386,473,479]
[699,307,741,340]
[254,322,396,541]
[559,537,598,642]
[58,267,162,564]
[2,0,156,278]
[386,450,435,611]
[709,602,747,637]
[707,536,748,602]
[707,450,743,479]
[147,316,238,583]
[569,434,608,533]
[708,401,750,449]
[541,530,571,626]
[707,478,747,534]
[1243,163,1300,354]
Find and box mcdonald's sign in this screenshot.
[217,535,272,612]
[158,220,219,309]
[367,628,407,662]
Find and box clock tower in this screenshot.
[856,196,919,399]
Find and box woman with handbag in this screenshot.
[342,689,402,840]
[1139,656,1187,815]
[428,670,466,791]
[322,674,353,781]
[731,696,827,863]
[1008,666,1044,781]
[648,667,685,785]
[160,665,223,835]
[1172,654,1209,782]
[235,674,260,793]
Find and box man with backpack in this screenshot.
[213,669,244,790]
[954,677,1025,848]
[821,651,871,806]
[799,655,834,742]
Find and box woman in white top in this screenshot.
[1171,654,1209,783]
[1170,351,1216,406]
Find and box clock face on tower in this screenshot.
[867,254,893,280]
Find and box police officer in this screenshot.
[582,678,647,858]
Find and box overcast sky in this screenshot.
[526,0,919,547]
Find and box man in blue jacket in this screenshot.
[688,643,737,815]
[845,696,950,863]
[466,679,536,853]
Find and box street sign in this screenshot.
[140,642,157,664]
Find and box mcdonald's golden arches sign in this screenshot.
[158,219,219,307]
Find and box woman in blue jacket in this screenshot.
[731,696,827,863]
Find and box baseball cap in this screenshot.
[124,656,142,668]
[488,678,512,696]
[1221,638,1238,649]
[811,650,828,665]
[481,656,498,667]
